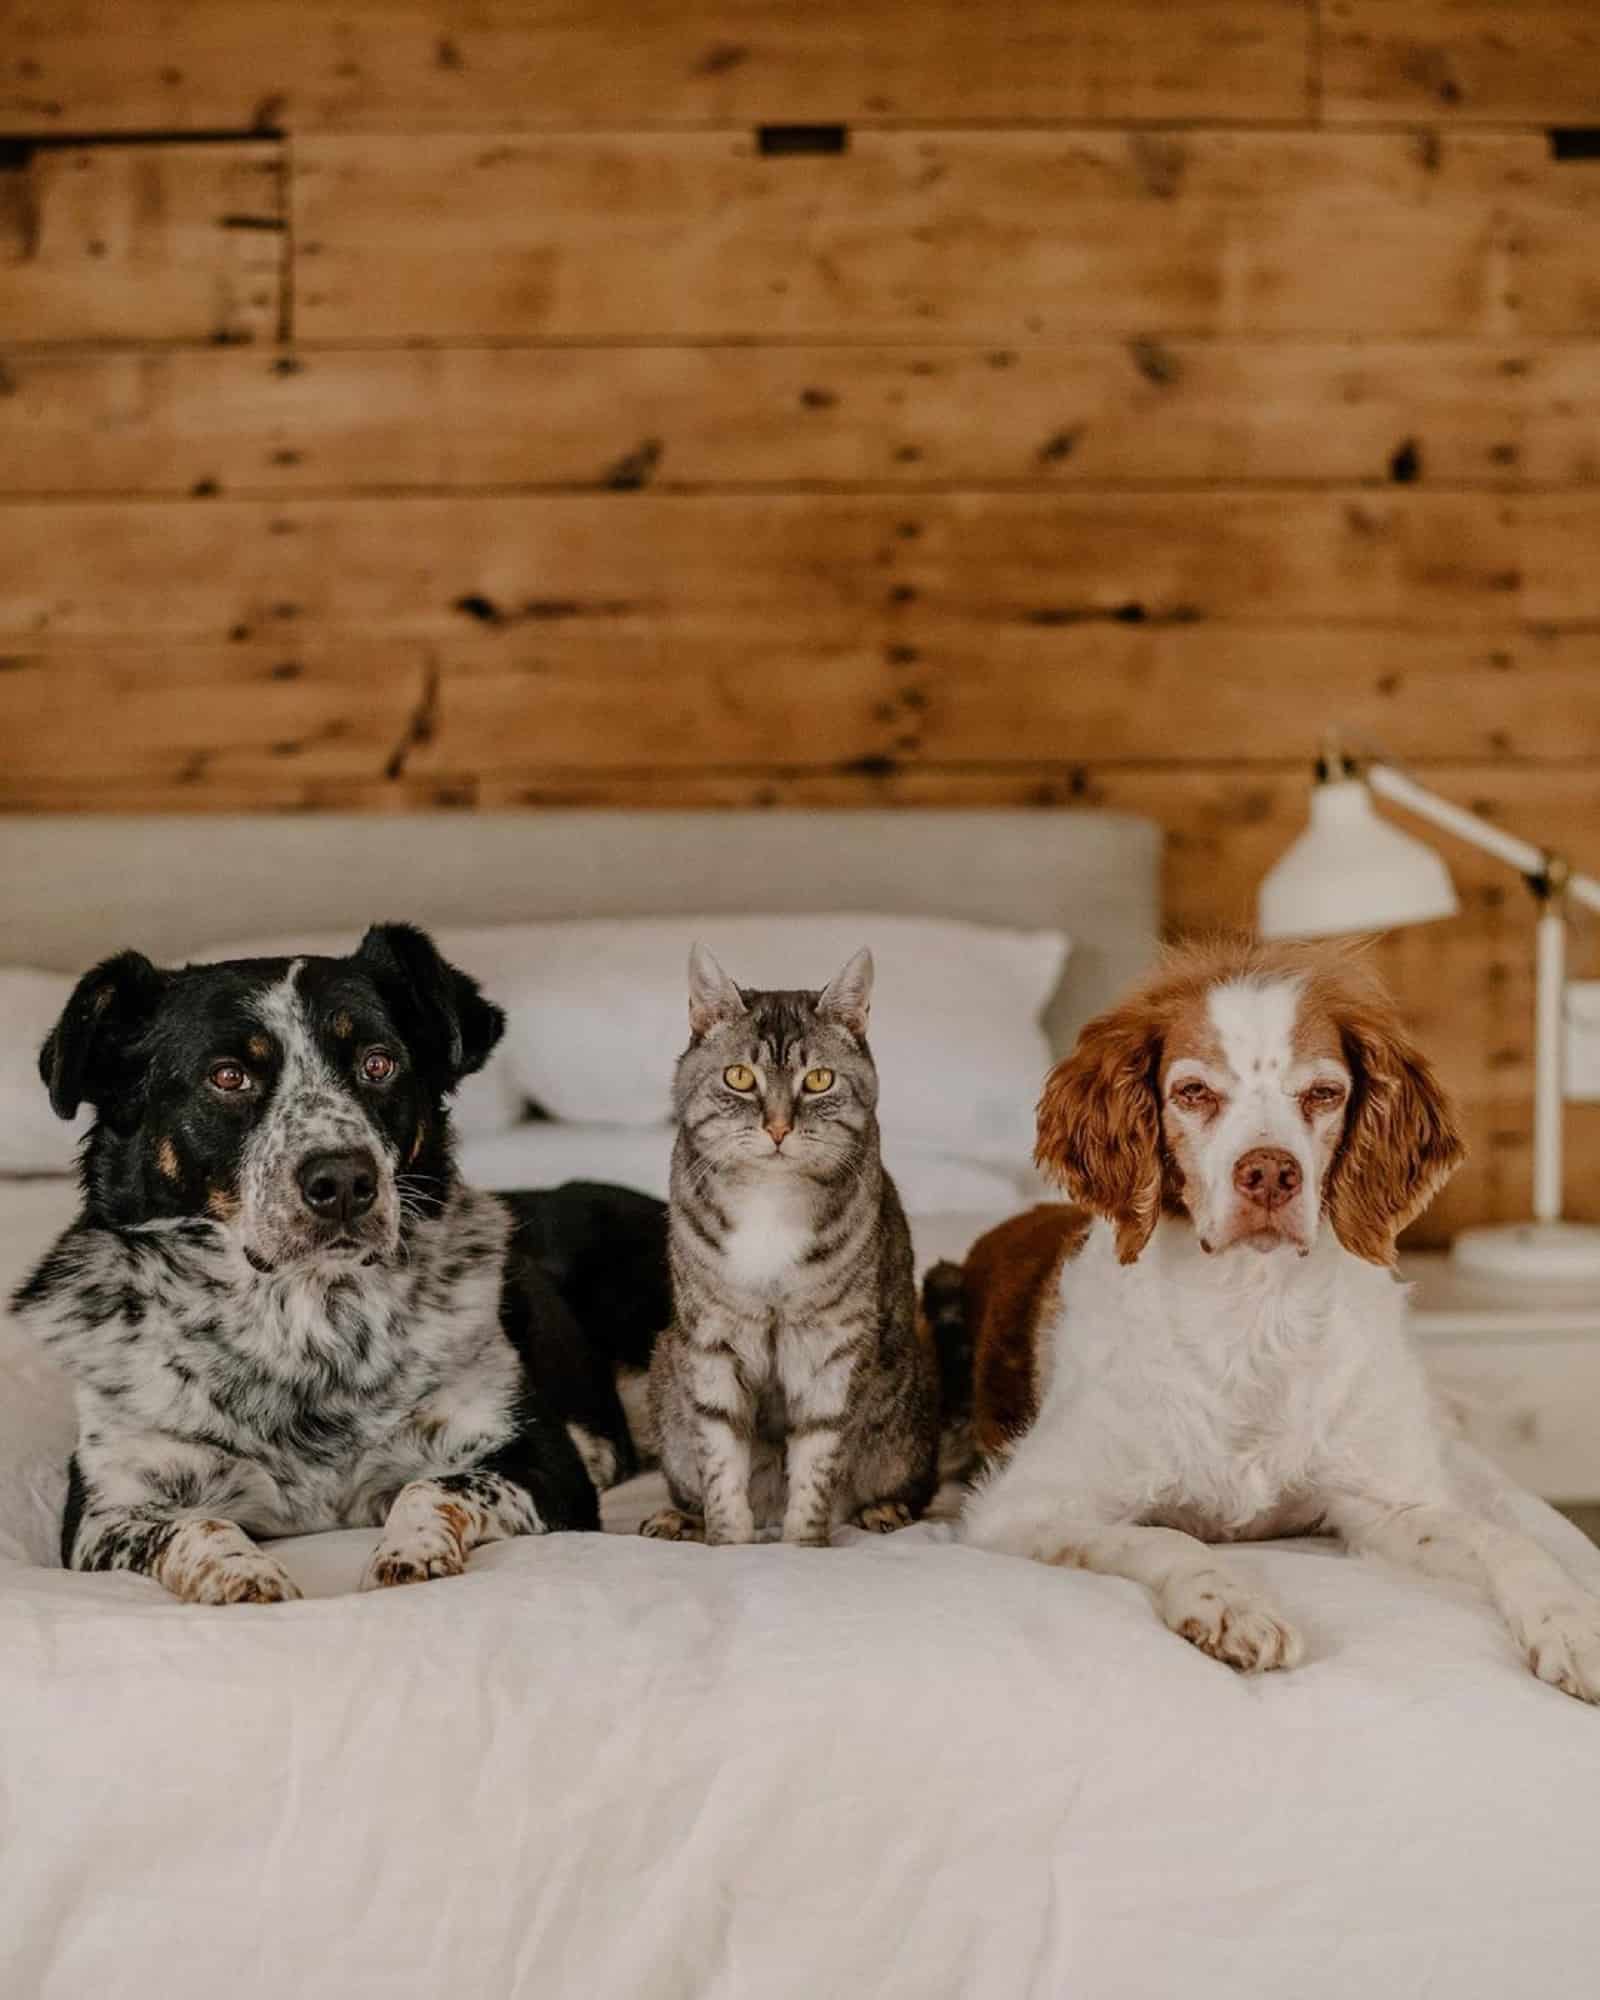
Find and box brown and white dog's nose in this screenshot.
[1232,1147,1302,1210]
[297,1149,379,1224]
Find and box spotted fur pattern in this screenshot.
[11,927,599,1602]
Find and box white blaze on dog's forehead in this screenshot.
[252,960,311,1051]
[1205,976,1304,1081]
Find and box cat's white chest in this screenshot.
[722,1180,813,1292]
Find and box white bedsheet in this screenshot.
[5,1179,1600,1998]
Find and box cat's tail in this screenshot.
[921,1259,977,1484]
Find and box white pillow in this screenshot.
[487,914,1066,1166]
[0,971,87,1175]
[198,914,1067,1166]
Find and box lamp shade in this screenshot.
[1258,779,1459,939]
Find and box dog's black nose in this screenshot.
[297,1149,379,1225]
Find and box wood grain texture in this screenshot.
[1324,2,1600,123]
[8,626,1600,796]
[3,0,1598,1244]
[0,143,282,345]
[294,130,1600,343]
[8,340,1600,496]
[0,0,1310,133]
[6,491,1600,642]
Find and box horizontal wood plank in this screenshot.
[3,491,1599,644]
[0,142,282,345]
[1324,3,1600,124]
[0,0,1309,133]
[294,130,1600,342]
[6,627,1600,801]
[8,339,1600,495]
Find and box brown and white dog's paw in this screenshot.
[189,1557,302,1606]
[361,1538,466,1591]
[221,1562,301,1605]
[159,1520,302,1605]
[640,1508,704,1542]
[1163,1571,1303,1674]
[854,1500,914,1534]
[1520,1598,1600,1704]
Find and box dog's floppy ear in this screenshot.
[1325,994,1466,1267]
[355,923,505,1084]
[41,950,166,1122]
[1034,1002,1165,1265]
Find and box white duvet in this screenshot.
[5,1172,1600,1999]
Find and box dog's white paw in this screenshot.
[1163,1570,1303,1674]
[1520,1598,1600,1704]
[185,1554,302,1606]
[160,1521,302,1605]
[361,1539,465,1590]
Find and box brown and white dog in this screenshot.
[961,939,1600,1703]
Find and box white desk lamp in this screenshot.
[1258,743,1600,1285]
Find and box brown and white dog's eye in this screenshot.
[1301,1082,1346,1116]
[208,1061,252,1094]
[1170,1079,1219,1114]
[361,1048,398,1085]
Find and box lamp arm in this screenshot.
[1361,761,1599,1231]
[1367,764,1600,911]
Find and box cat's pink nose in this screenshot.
[764,1120,791,1150]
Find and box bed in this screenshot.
[3,808,1599,2000]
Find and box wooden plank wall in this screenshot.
[2,0,1599,1242]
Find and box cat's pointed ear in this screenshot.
[687,943,747,1038]
[818,947,873,1040]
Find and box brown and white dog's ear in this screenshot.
[1034,1004,1164,1265]
[1324,995,1466,1267]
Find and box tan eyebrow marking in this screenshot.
[331,1011,354,1039]
[247,1033,272,1062]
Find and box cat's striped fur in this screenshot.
[645,946,939,1546]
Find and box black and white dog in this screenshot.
[10,925,664,1605]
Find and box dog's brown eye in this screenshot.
[361,1049,398,1085]
[208,1062,251,1094]
[1171,1080,1217,1112]
[1303,1084,1346,1114]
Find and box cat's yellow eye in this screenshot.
[723,1064,757,1092]
[801,1067,835,1094]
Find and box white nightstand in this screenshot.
[1400,1251,1600,1504]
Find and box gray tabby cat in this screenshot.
[644,944,940,1546]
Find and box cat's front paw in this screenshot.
[640,1508,705,1542]
[854,1500,914,1534]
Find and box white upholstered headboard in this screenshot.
[0,811,1161,1058]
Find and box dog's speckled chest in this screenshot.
[17,1185,521,1537]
